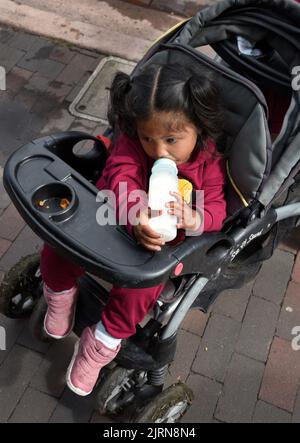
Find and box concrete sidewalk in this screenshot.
[0,2,300,424]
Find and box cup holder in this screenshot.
[32,182,78,222]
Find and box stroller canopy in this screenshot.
[136,0,300,213]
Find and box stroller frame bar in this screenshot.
[160,276,209,340]
[274,203,300,222]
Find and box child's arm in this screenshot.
[96,133,147,236]
[133,208,166,252]
[96,134,165,251]
[165,192,202,232]
[165,155,227,234]
[199,155,227,233]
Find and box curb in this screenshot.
[122,0,211,17]
[0,0,182,61]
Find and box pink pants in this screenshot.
[40,244,165,338]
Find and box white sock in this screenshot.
[94,321,122,350]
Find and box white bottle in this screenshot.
[148,158,178,242]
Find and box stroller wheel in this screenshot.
[0,253,41,318]
[29,296,53,343]
[96,365,143,416]
[132,382,193,423]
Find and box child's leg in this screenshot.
[67,284,165,396]
[40,244,85,292]
[40,244,85,339]
[101,284,165,338]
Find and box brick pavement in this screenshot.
[0,25,300,423]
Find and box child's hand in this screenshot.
[133,208,165,252]
[166,191,202,231]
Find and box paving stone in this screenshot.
[0,42,25,72]
[181,309,209,337]
[215,353,265,423]
[278,225,300,255]
[192,314,241,382]
[49,46,76,65]
[181,373,222,423]
[0,314,26,366]
[13,87,40,112]
[0,167,11,212]
[0,344,43,422]
[165,329,201,386]
[16,322,51,355]
[65,71,93,104]
[212,281,253,322]
[68,118,99,134]
[0,226,43,273]
[56,53,100,86]
[8,387,58,423]
[278,241,298,255]
[259,337,300,413]
[292,251,300,284]
[5,66,33,96]
[31,93,63,115]
[0,203,26,241]
[236,296,280,362]
[47,80,74,103]
[253,249,294,305]
[8,32,42,52]
[0,95,28,157]
[0,94,47,162]
[30,334,77,398]
[0,238,11,259]
[0,28,16,44]
[92,124,110,137]
[276,281,300,342]
[14,107,49,144]
[23,72,52,94]
[17,47,65,80]
[253,400,292,423]
[293,387,300,423]
[40,108,75,135]
[281,225,300,255]
[49,387,96,423]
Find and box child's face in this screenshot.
[136,111,199,165]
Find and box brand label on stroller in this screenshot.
[230,229,264,261]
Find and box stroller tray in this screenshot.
[4,132,231,287]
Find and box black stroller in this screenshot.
[1,0,300,423]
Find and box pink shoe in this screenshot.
[43,284,78,339]
[66,326,120,396]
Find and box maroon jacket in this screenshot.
[96,133,227,238]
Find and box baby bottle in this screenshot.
[148,158,178,242]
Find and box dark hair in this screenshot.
[108,63,225,154]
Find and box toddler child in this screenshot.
[40,63,227,396]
